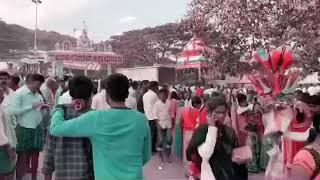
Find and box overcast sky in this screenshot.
[0,0,187,41]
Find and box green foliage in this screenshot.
[183,0,320,75]
[110,23,191,67]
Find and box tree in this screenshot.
[110,29,154,67]
[183,0,320,75]
[144,23,191,64]
[110,23,190,67]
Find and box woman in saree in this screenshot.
[181,96,203,178]
[290,111,320,180]
[172,92,186,160]
[284,93,313,167]
[186,97,238,180]
[230,93,251,179]
[170,91,179,132]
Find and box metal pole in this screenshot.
[34,2,38,51]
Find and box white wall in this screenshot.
[116,67,158,81]
[0,62,8,70]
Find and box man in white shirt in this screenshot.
[40,78,56,129]
[143,81,159,153]
[40,78,56,106]
[125,82,138,109]
[170,85,177,93]
[0,71,16,145]
[0,104,9,146]
[308,85,320,96]
[301,86,307,93]
[0,72,14,107]
[91,79,110,110]
[154,88,172,156]
[204,85,217,97]
[55,75,70,105]
[58,91,72,105]
[0,72,16,179]
[190,86,196,96]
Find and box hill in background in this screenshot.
[0,20,75,59]
[0,20,183,67]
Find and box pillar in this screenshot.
[107,64,112,75]
[39,61,44,75]
[52,61,64,78]
[98,79,101,92]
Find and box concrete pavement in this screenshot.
[21,154,264,180]
[144,156,265,180]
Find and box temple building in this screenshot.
[48,24,123,77]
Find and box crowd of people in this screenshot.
[1,71,320,180]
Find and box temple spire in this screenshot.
[83,20,88,33]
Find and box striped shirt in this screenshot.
[42,104,93,180]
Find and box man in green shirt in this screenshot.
[50,73,152,180]
[9,73,47,180]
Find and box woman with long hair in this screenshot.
[290,113,320,180]
[186,97,238,180]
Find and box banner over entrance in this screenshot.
[48,51,123,65]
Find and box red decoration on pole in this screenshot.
[249,46,301,97]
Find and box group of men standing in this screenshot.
[0,72,153,180]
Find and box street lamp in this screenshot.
[32,0,42,51]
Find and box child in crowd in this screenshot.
[154,88,173,162]
[42,76,94,180]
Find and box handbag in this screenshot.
[232,145,253,164]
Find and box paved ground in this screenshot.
[21,154,264,180]
[144,156,265,180]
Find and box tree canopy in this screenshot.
[110,23,191,67]
[2,1,319,76]
[109,0,319,75]
[182,0,320,75]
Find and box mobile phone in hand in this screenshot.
[41,103,51,109]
